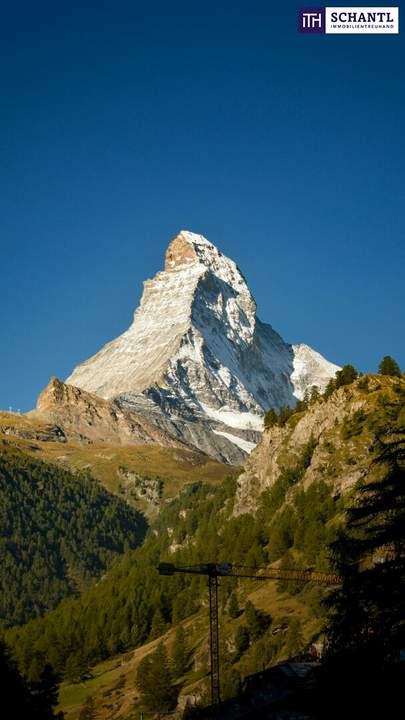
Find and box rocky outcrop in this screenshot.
[117,468,163,515]
[33,377,191,448]
[0,413,66,443]
[234,376,404,514]
[64,231,339,459]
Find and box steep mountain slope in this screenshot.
[65,231,339,458]
[0,446,147,627]
[0,413,236,518]
[235,374,405,514]
[57,583,319,720]
[8,375,404,718]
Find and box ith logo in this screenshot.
[299,7,325,32]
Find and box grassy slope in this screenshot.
[0,429,237,515]
[59,583,318,720]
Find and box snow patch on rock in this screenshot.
[199,403,264,431]
[213,430,257,454]
[291,344,340,400]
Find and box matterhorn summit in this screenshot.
[66,231,339,462]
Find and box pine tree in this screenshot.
[323,377,336,399]
[172,625,188,678]
[234,625,250,657]
[264,408,278,428]
[244,601,271,640]
[277,551,303,595]
[378,355,401,377]
[285,618,304,657]
[335,364,358,388]
[323,365,358,399]
[149,608,166,640]
[64,652,89,683]
[326,426,405,655]
[30,664,60,715]
[296,396,308,412]
[227,592,240,619]
[278,405,294,425]
[317,426,405,719]
[136,643,177,713]
[0,641,62,719]
[27,654,45,684]
[221,667,241,701]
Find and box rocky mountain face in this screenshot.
[234,375,404,514]
[62,231,339,461]
[32,378,248,464]
[32,377,191,449]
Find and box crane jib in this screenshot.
[158,561,341,706]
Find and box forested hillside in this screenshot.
[0,449,148,627]
[6,374,403,716]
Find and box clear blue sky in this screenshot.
[2,1,404,411]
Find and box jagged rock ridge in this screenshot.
[65,231,339,460]
[33,377,187,448]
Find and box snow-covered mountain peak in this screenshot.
[65,230,340,462]
[165,231,251,297]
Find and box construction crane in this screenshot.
[158,562,342,707]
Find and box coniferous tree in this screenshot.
[234,625,250,657]
[264,408,278,428]
[316,427,405,719]
[277,551,304,595]
[295,396,308,413]
[326,426,405,654]
[0,641,63,719]
[244,601,271,641]
[0,451,147,628]
[378,355,401,377]
[172,625,188,678]
[227,592,240,619]
[334,364,358,388]
[221,667,241,701]
[64,652,89,683]
[28,654,46,684]
[323,377,336,399]
[285,618,304,657]
[277,405,294,425]
[136,643,177,713]
[149,608,166,640]
[323,364,359,400]
[5,385,402,701]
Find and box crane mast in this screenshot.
[208,566,220,707]
[158,562,341,706]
